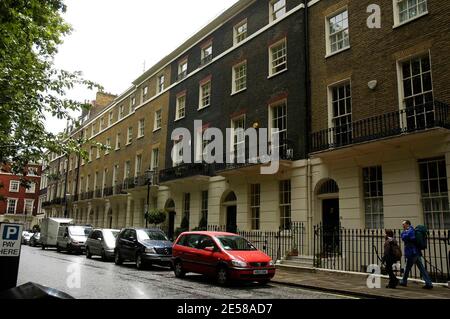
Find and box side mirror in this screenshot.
[97,238,103,241]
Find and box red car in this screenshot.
[172,231,276,285]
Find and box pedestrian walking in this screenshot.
[399,220,433,289]
[382,229,401,289]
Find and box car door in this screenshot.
[195,235,219,276]
[117,229,130,258]
[123,229,138,260]
[182,234,203,273]
[91,231,102,255]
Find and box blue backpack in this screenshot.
[415,225,428,250]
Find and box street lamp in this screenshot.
[144,168,154,228]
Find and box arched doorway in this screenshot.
[316,179,340,253]
[222,191,237,233]
[165,199,176,240]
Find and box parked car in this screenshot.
[114,228,173,270]
[172,231,276,285]
[86,229,120,261]
[29,232,41,247]
[56,225,93,254]
[21,231,33,245]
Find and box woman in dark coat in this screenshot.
[382,229,400,289]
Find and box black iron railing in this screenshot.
[200,55,213,66]
[313,225,450,283]
[159,164,214,183]
[311,101,450,153]
[94,189,102,199]
[103,186,114,197]
[42,201,52,208]
[176,71,187,82]
[123,171,159,190]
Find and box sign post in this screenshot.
[0,223,24,291]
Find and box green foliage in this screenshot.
[144,209,166,226]
[0,0,102,172]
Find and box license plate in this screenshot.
[253,270,268,275]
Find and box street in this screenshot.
[18,246,354,299]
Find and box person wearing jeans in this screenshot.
[399,220,433,289]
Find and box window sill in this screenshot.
[198,105,210,111]
[175,116,185,122]
[115,148,120,152]
[137,135,144,140]
[267,68,288,79]
[153,128,161,133]
[231,88,247,96]
[126,142,132,147]
[325,46,351,59]
[393,12,428,29]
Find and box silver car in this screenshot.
[86,229,120,261]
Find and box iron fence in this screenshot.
[313,225,450,283]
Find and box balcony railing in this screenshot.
[159,163,214,183]
[103,186,114,197]
[80,191,93,201]
[176,71,187,82]
[123,171,159,190]
[95,188,102,199]
[200,54,213,66]
[310,101,450,153]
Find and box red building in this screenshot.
[0,164,42,229]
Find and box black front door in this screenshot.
[322,199,340,254]
[168,211,176,241]
[226,206,237,233]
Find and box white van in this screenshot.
[56,225,93,254]
[41,218,73,250]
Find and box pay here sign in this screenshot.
[0,223,23,257]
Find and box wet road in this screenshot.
[18,246,354,299]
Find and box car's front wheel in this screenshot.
[174,260,186,278]
[217,266,229,286]
[136,254,146,270]
[114,250,123,265]
[86,247,92,259]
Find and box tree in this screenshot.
[0,0,102,174]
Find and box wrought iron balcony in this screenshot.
[103,186,114,197]
[42,201,52,208]
[123,171,159,190]
[80,191,93,201]
[94,188,103,199]
[310,101,450,153]
[159,163,214,183]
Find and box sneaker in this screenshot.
[423,285,433,290]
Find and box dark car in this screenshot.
[114,228,173,270]
[172,231,275,285]
[29,232,41,247]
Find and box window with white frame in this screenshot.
[96,147,100,159]
[26,182,36,194]
[250,184,261,230]
[419,157,450,229]
[178,60,188,80]
[154,110,162,130]
[363,166,384,229]
[9,180,20,192]
[399,54,434,129]
[269,39,287,76]
[279,180,291,230]
[173,139,184,166]
[199,80,211,109]
[113,164,119,185]
[138,119,145,138]
[201,43,213,65]
[27,167,37,176]
[105,138,111,154]
[94,171,98,190]
[124,161,131,180]
[270,100,288,156]
[157,75,165,93]
[326,9,350,55]
[115,133,121,150]
[119,105,125,119]
[135,154,142,177]
[127,127,133,145]
[270,0,286,22]
[176,94,186,120]
[100,117,105,130]
[232,116,246,162]
[7,198,18,214]
[151,148,159,171]
[24,199,34,215]
[91,123,96,136]
[89,147,93,162]
[330,82,352,146]
[234,19,248,45]
[109,111,114,126]
[142,86,149,101]
[395,0,428,25]
[232,61,247,94]
[130,96,136,113]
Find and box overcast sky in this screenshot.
[48,0,239,134]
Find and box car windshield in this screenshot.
[69,226,91,237]
[137,230,168,241]
[216,236,257,251]
[104,230,119,241]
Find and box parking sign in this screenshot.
[0,223,23,257]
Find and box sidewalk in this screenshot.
[272,266,450,299]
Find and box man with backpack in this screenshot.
[382,229,401,288]
[399,220,433,289]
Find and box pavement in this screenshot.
[272,266,450,299]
